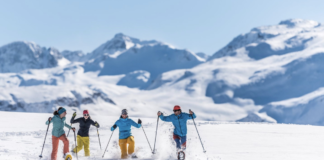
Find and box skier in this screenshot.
[70,110,100,157]
[157,105,196,157]
[111,109,142,159]
[46,107,75,160]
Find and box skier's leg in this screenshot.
[127,136,135,155]
[173,134,181,149]
[51,135,59,160]
[73,135,84,153]
[83,136,90,156]
[58,134,70,154]
[119,138,128,159]
[180,136,187,150]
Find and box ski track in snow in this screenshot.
[1,112,324,160]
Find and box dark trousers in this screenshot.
[173,133,186,149]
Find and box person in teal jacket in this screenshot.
[111,109,142,159]
[157,105,196,151]
[46,107,75,160]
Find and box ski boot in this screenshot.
[177,150,185,160]
[131,153,138,159]
[63,153,73,160]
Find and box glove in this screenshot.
[48,117,52,122]
[113,124,117,129]
[72,127,76,132]
[72,112,77,118]
[95,121,99,128]
[138,119,142,124]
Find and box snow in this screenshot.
[0,111,323,160]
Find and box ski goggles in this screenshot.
[173,109,181,112]
[83,114,89,116]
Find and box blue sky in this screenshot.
[0,0,323,55]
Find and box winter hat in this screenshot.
[83,110,89,115]
[58,108,66,115]
[121,109,128,115]
[173,105,181,111]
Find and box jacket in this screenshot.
[46,115,72,137]
[111,117,141,139]
[70,116,99,137]
[159,112,196,137]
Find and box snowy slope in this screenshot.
[0,41,68,73]
[1,111,324,160]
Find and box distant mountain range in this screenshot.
[1,19,324,125]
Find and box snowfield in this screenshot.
[0,111,324,160]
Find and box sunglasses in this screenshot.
[173,110,181,112]
[83,114,89,116]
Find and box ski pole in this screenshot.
[39,118,51,158]
[142,125,153,153]
[102,130,114,158]
[67,112,76,137]
[152,113,160,154]
[190,109,206,153]
[67,123,72,137]
[97,128,102,150]
[74,129,78,160]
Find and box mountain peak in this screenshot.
[0,41,62,73]
[279,19,320,28]
[209,19,322,60]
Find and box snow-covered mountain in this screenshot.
[196,52,210,60]
[1,19,324,125]
[61,50,86,62]
[209,19,321,60]
[0,41,68,73]
[83,33,205,88]
[151,19,324,124]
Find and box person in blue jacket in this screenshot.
[157,105,196,152]
[111,109,142,159]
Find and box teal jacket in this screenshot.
[160,112,196,137]
[111,117,141,139]
[46,115,72,137]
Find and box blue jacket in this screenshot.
[111,117,141,139]
[46,115,72,137]
[159,112,196,137]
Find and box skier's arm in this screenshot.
[45,117,53,125]
[130,119,141,128]
[70,117,81,124]
[111,121,118,131]
[186,112,197,119]
[64,122,72,129]
[91,119,100,128]
[159,114,173,122]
